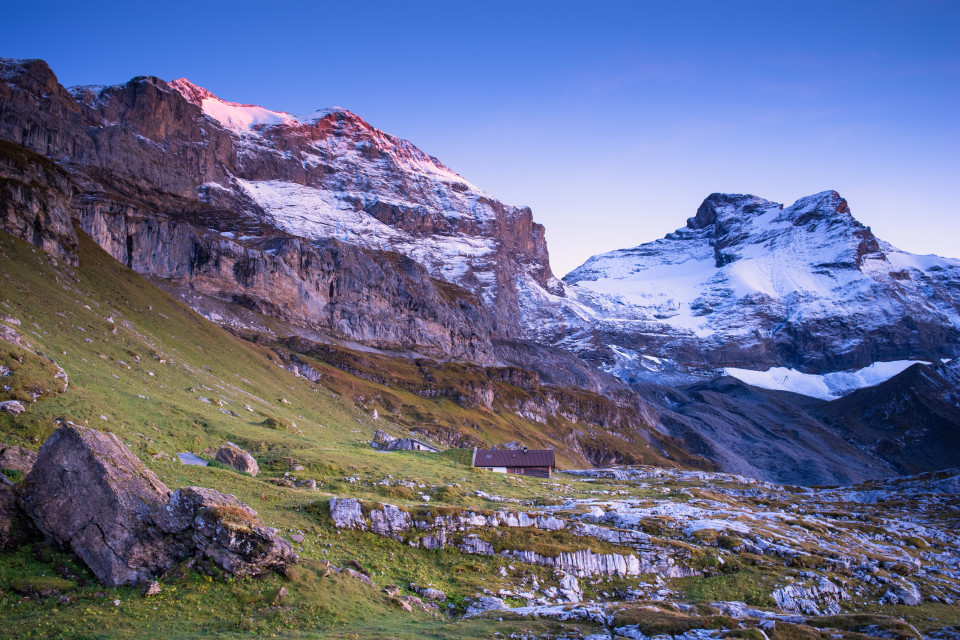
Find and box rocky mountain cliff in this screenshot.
[0,58,569,371]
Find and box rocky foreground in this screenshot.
[328,466,960,638]
[3,423,297,585]
[2,421,958,638]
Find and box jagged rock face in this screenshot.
[772,578,849,616]
[0,58,523,362]
[529,191,960,376]
[19,424,295,586]
[0,140,77,265]
[156,487,297,578]
[75,201,494,360]
[169,78,555,334]
[0,60,233,200]
[328,497,696,579]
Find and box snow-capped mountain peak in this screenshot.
[528,191,960,379]
[163,76,554,339]
[169,77,342,134]
[169,78,469,185]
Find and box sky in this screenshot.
[5,0,959,276]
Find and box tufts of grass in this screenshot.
[679,568,777,607]
[612,604,736,636]
[2,467,25,483]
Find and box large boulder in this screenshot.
[465,596,508,615]
[215,442,259,476]
[157,487,296,577]
[19,424,295,586]
[371,429,398,450]
[19,423,179,586]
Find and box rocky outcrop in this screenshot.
[76,205,497,361]
[0,444,37,474]
[0,140,77,264]
[420,587,446,601]
[771,578,850,616]
[328,497,692,578]
[215,443,259,476]
[883,581,922,606]
[371,430,399,450]
[0,57,542,363]
[156,487,297,578]
[0,400,26,415]
[464,596,508,615]
[19,424,295,586]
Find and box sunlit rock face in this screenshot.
[0,58,557,364]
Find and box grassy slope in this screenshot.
[1,231,949,640]
[0,229,659,638]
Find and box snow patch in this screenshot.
[724,360,930,400]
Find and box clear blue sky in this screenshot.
[6,1,959,275]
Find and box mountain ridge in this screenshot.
[528,189,960,379]
[1,56,958,486]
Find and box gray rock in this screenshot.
[885,581,922,606]
[0,444,38,474]
[421,587,446,601]
[771,579,847,616]
[371,429,398,450]
[0,400,26,415]
[19,424,296,586]
[156,486,297,578]
[369,503,413,536]
[20,423,178,586]
[215,442,259,476]
[465,595,508,615]
[329,497,367,529]
[558,570,583,603]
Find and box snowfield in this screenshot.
[723,360,931,400]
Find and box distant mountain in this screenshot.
[816,359,960,474]
[523,191,960,381]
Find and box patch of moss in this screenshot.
[10,576,76,597]
[2,467,25,483]
[679,569,776,607]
